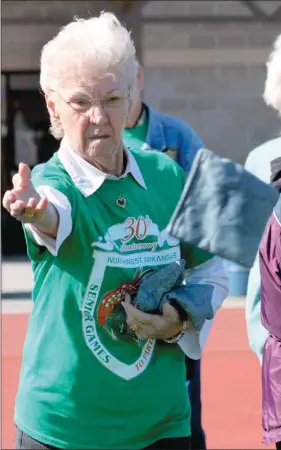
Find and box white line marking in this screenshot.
[1,296,246,315]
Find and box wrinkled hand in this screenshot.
[2,163,48,223]
[121,294,183,340]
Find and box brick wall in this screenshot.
[2,0,104,20]
[2,1,106,70]
[2,0,281,163]
[142,1,281,163]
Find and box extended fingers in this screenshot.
[4,192,48,222]
[135,326,155,340]
[2,190,16,211]
[22,197,48,221]
[135,316,179,340]
[10,199,26,218]
[33,197,48,219]
[23,197,37,216]
[122,300,160,326]
[121,296,183,340]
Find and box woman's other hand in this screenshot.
[121,294,184,341]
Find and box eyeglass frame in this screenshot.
[48,87,132,117]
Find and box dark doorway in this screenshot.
[2,72,59,256]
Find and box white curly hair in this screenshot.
[264,33,281,113]
[40,11,138,139]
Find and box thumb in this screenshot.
[162,303,179,320]
[121,294,135,314]
[18,163,31,187]
[13,163,32,190]
[124,293,132,304]
[121,294,133,313]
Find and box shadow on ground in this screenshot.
[1,291,31,300]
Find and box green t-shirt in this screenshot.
[123,107,149,152]
[15,148,210,449]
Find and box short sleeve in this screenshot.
[23,161,75,261]
[24,186,72,257]
[31,162,73,202]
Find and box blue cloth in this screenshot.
[135,259,214,332]
[167,148,279,269]
[145,104,203,173]
[105,260,215,339]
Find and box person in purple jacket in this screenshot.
[260,33,281,449]
[259,157,281,449]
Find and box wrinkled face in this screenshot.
[46,71,131,172]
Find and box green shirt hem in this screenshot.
[15,416,190,449]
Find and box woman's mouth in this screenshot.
[88,135,110,140]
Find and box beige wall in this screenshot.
[2,1,105,70]
[142,1,281,163]
[2,0,281,163]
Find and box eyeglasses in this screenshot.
[50,89,130,117]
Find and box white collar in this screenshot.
[57,137,146,197]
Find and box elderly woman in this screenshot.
[259,34,281,450]
[3,12,228,450]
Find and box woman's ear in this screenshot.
[45,92,59,120]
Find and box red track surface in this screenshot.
[2,309,273,449]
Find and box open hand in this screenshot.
[121,294,183,340]
[2,163,48,223]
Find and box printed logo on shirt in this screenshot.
[82,215,180,380]
[92,215,178,253]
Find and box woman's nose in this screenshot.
[88,104,107,124]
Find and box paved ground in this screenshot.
[2,259,272,449]
[2,256,33,297]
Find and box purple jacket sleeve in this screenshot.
[259,195,281,339]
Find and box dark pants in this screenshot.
[186,358,206,450]
[16,428,190,449]
[276,442,281,449]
